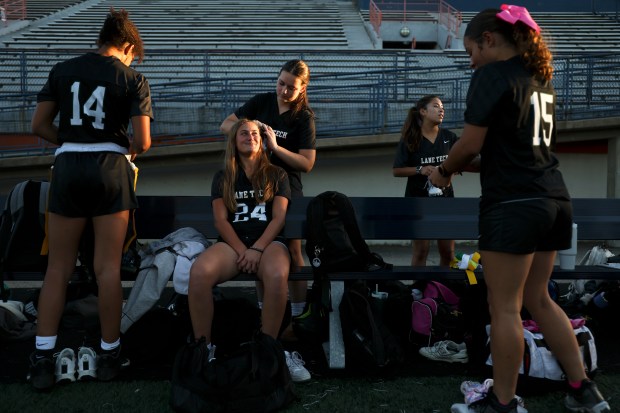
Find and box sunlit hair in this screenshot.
[400,95,441,152]
[97,7,145,63]
[464,8,553,81]
[279,59,315,119]
[222,118,281,212]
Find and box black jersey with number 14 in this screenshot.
[37,52,153,149]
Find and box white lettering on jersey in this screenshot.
[70,82,106,129]
[531,91,554,147]
[420,155,448,165]
[234,189,264,199]
[274,130,288,139]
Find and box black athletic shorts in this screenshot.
[48,151,138,218]
[478,197,573,254]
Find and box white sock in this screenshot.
[101,338,120,351]
[291,302,306,317]
[35,335,57,351]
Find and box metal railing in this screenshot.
[368,0,463,36]
[1,51,619,158]
[1,0,26,21]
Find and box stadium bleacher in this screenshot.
[0,0,618,143]
[20,0,87,20]
[1,0,355,50]
[459,11,620,53]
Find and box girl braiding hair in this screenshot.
[222,118,280,211]
[464,5,553,81]
[279,59,314,120]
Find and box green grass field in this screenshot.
[2,371,618,413]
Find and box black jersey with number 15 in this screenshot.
[464,56,570,206]
[37,52,153,148]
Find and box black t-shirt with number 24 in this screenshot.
[211,168,291,242]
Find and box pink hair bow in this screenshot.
[496,4,540,34]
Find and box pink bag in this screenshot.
[411,281,462,346]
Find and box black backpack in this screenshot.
[339,280,404,370]
[296,191,392,342]
[304,191,391,274]
[0,180,49,300]
[170,331,297,413]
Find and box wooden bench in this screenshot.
[133,195,620,368]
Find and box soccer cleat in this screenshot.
[284,350,311,383]
[77,347,97,381]
[28,351,55,391]
[97,346,122,382]
[419,340,469,363]
[451,388,523,413]
[54,348,76,384]
[564,379,611,413]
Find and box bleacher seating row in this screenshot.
[459,11,620,53]
[11,0,86,21]
[0,50,464,89]
[1,0,353,50]
[6,1,620,54]
[2,1,619,87]
[1,48,617,140]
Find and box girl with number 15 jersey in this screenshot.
[430,6,609,413]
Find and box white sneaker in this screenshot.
[54,348,76,383]
[77,347,97,381]
[284,350,311,383]
[418,340,468,363]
